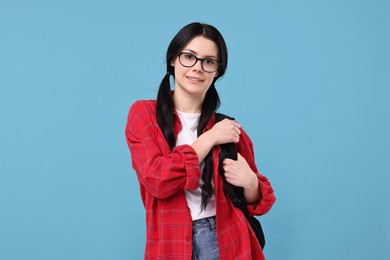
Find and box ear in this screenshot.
[170,57,176,67]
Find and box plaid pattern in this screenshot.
[125,100,276,260]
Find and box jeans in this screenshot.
[192,216,220,260]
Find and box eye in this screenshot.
[204,59,217,65]
[183,53,195,60]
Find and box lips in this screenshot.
[186,76,204,83]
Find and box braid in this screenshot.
[199,84,220,210]
[156,73,175,150]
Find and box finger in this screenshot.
[233,133,240,143]
[231,123,241,135]
[222,162,233,173]
[222,158,234,165]
[237,153,248,164]
[224,119,239,128]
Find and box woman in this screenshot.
[125,22,276,260]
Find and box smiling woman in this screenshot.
[124,22,276,260]
[171,36,220,112]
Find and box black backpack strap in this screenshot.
[215,113,238,161]
[215,113,245,207]
[215,112,266,249]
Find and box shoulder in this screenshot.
[126,99,158,129]
[129,99,157,114]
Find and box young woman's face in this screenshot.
[171,36,219,98]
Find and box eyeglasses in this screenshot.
[177,52,220,73]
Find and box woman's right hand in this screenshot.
[209,119,242,145]
[191,119,241,163]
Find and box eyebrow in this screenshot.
[182,49,218,60]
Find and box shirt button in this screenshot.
[185,236,190,242]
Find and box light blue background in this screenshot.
[1,1,389,259]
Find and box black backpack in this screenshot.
[215,113,266,249]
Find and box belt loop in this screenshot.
[208,216,216,230]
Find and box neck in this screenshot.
[172,90,204,114]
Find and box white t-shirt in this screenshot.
[175,110,216,221]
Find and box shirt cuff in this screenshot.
[174,144,201,190]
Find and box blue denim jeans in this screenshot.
[192,216,220,260]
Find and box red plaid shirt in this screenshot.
[125,100,276,260]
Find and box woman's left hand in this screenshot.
[222,153,257,189]
[222,153,261,203]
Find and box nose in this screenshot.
[192,59,203,72]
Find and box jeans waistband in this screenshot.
[192,216,216,231]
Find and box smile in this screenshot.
[186,76,204,83]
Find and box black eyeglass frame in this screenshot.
[177,52,221,73]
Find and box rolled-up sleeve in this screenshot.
[125,101,201,199]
